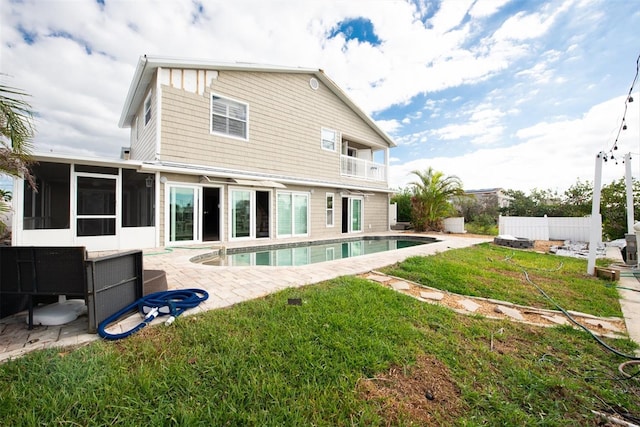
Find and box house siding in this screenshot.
[131,75,158,161]
[159,70,389,189]
[155,179,389,245]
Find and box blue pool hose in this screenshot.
[98,289,209,340]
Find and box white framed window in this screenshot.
[143,92,152,126]
[326,192,334,227]
[277,191,309,237]
[321,128,338,152]
[211,94,248,139]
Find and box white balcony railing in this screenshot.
[340,155,387,181]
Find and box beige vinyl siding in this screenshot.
[159,71,389,189]
[308,188,389,239]
[362,193,391,232]
[156,173,388,244]
[132,75,158,161]
[308,189,341,239]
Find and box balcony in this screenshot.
[340,155,387,182]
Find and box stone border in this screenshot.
[365,271,627,339]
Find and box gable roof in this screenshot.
[118,55,396,147]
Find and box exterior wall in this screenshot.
[158,70,389,190]
[156,173,390,245]
[309,190,340,240]
[363,193,391,232]
[131,74,158,161]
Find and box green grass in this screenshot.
[380,242,621,317]
[0,246,638,426]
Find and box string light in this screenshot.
[604,53,640,160]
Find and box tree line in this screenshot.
[392,170,640,240]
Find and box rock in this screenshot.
[366,274,390,283]
[494,305,524,321]
[420,291,444,301]
[459,299,481,312]
[541,315,569,325]
[390,281,411,291]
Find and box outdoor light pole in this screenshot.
[626,152,634,234]
[587,152,604,275]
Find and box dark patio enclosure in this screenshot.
[0,247,143,332]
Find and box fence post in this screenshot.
[587,153,604,275]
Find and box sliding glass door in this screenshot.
[229,188,271,240]
[350,198,363,232]
[277,191,309,237]
[169,185,199,243]
[231,189,251,239]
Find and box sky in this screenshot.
[1,0,640,194]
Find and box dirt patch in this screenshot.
[357,354,466,425]
[533,240,564,253]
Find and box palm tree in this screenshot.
[0,78,36,186]
[409,167,465,232]
[0,77,37,236]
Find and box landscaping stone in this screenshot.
[494,237,533,249]
[366,274,390,283]
[487,298,513,306]
[390,281,411,291]
[541,314,569,325]
[458,299,481,312]
[583,318,622,332]
[420,291,444,301]
[494,305,524,321]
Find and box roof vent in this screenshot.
[309,77,319,90]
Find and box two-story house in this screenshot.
[11,56,396,251]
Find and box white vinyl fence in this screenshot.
[498,215,597,242]
[443,217,465,234]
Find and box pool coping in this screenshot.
[189,234,439,264]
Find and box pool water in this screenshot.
[197,236,435,267]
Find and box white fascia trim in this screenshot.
[31,152,145,168]
[119,56,149,128]
[155,68,162,160]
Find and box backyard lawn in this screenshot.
[0,243,638,426]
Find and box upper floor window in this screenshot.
[144,92,152,126]
[211,95,248,139]
[321,128,338,152]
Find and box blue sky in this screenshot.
[1,0,639,192]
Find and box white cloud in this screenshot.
[390,93,640,192]
[469,0,513,18]
[375,119,402,135]
[430,104,507,145]
[427,0,475,32]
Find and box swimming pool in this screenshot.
[193,235,437,267]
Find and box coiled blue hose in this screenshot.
[98,289,209,340]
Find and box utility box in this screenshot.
[625,234,637,265]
